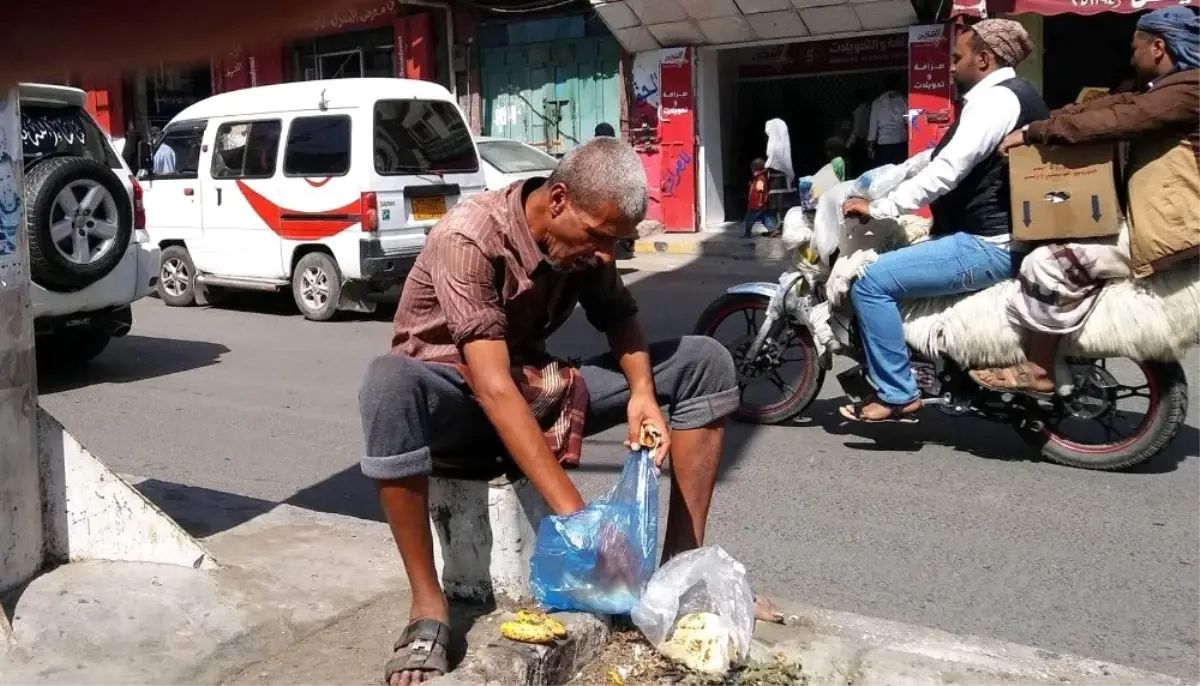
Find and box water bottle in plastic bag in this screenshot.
[529,448,658,614]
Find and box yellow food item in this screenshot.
[608,669,625,686]
[501,609,568,643]
[500,620,556,644]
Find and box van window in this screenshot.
[211,120,282,180]
[283,115,351,177]
[153,120,206,178]
[374,100,479,175]
[20,104,121,170]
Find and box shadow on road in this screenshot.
[768,396,1195,475]
[134,478,276,538]
[38,335,230,394]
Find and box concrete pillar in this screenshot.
[0,88,44,594]
[428,475,549,605]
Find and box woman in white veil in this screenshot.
[762,118,794,237]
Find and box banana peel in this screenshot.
[500,609,568,645]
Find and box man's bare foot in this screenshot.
[754,595,786,624]
[970,363,1055,395]
[385,599,451,685]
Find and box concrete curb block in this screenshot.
[632,236,790,262]
[752,603,1187,685]
[436,611,611,686]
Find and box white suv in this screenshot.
[18,84,159,365]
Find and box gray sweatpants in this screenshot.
[358,336,740,481]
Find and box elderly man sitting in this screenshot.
[358,138,783,685]
[971,6,1200,395]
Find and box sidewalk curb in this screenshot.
[437,611,610,686]
[751,601,1188,686]
[632,235,790,262]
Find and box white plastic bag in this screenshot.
[631,546,755,670]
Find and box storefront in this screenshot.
[211,0,457,94]
[592,0,927,231]
[477,11,624,157]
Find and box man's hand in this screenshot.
[462,339,585,516]
[626,391,670,467]
[867,142,877,160]
[998,130,1027,157]
[842,198,872,223]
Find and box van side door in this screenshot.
[196,118,284,279]
[142,120,206,251]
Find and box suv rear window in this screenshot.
[477,140,558,175]
[374,100,479,175]
[20,104,120,169]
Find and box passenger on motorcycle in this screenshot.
[839,19,1046,423]
[971,6,1200,396]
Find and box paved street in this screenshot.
[38,254,1199,681]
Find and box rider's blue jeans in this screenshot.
[851,232,1015,406]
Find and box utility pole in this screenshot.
[0,87,44,593]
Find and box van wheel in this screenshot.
[157,246,196,307]
[292,252,342,322]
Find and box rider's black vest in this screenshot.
[929,77,1050,238]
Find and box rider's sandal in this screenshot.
[383,618,451,685]
[839,400,920,424]
[969,365,1054,399]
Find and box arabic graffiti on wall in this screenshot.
[0,90,24,282]
[661,151,692,196]
[631,51,661,128]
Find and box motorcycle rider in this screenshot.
[840,19,1047,422]
[971,6,1200,395]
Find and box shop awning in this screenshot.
[590,0,918,54]
[951,0,1194,18]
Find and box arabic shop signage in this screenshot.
[308,0,398,34]
[738,33,908,79]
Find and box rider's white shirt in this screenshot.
[869,67,1022,225]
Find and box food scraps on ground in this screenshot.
[658,612,738,675]
[499,609,568,645]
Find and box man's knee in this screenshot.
[359,354,426,417]
[674,335,738,397]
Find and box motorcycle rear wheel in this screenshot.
[694,293,825,425]
[1022,359,1188,471]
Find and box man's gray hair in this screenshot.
[548,137,648,223]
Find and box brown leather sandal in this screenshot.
[969,364,1053,398]
[383,618,451,685]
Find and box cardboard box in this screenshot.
[1009,143,1121,242]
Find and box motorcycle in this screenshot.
[694,172,1194,472]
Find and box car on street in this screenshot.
[475,136,559,190]
[18,83,159,367]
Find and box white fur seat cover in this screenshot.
[783,161,1199,369]
[849,219,1199,368]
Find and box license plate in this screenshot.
[411,196,447,222]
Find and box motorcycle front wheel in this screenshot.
[694,293,825,425]
[1022,359,1189,471]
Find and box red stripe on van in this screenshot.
[236,180,360,241]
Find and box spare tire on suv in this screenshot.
[24,156,133,292]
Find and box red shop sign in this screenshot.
[738,33,908,79]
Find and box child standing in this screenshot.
[743,157,776,238]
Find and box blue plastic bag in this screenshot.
[529,448,658,614]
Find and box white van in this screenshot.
[140,78,486,321]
